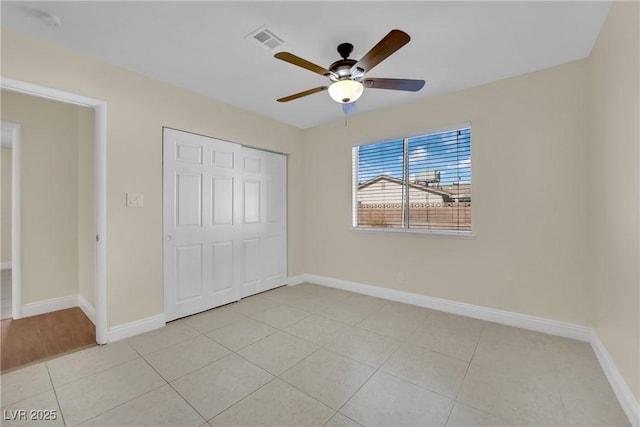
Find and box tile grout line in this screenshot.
[46,342,141,389]
[330,330,407,424]
[267,292,467,422]
[204,376,281,424]
[45,364,67,427]
[128,325,204,356]
[362,336,470,407]
[141,337,235,384]
[441,322,488,426]
[200,306,333,423]
[456,322,486,397]
[260,325,364,425]
[75,383,169,426]
[131,327,240,381]
[232,322,323,378]
[333,364,378,418]
[273,348,342,409]
[137,352,208,425]
[328,318,479,426]
[74,344,182,424]
[47,350,169,426]
[551,348,571,426]
[208,327,280,353]
[222,296,349,424]
[376,364,464,403]
[443,402,456,427]
[138,318,282,424]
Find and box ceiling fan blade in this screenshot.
[277,86,328,102]
[351,29,411,74]
[342,101,357,116]
[363,78,425,91]
[274,52,334,77]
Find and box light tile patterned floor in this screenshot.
[0,283,630,426]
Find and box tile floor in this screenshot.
[0,283,630,426]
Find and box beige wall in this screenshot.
[0,29,305,326]
[1,91,94,304]
[303,59,592,325]
[589,1,639,401]
[1,147,11,263]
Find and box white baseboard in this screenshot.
[287,275,306,286]
[301,273,592,342]
[591,333,640,426]
[20,294,97,324]
[1,261,12,270]
[298,273,638,426]
[78,295,96,325]
[21,295,78,318]
[107,314,165,343]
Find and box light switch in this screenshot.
[126,192,144,208]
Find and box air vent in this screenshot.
[245,25,284,51]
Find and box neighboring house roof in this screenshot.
[438,184,472,199]
[357,175,455,201]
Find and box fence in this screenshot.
[358,202,472,231]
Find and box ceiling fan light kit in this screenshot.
[328,80,364,103]
[274,29,425,107]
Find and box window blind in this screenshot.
[353,127,471,233]
[355,139,405,229]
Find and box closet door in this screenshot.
[163,128,242,321]
[164,129,287,321]
[240,148,287,297]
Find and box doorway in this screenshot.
[0,78,108,346]
[0,94,99,370]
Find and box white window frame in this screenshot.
[351,124,474,238]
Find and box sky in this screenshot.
[356,127,471,185]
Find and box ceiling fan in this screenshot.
[274,29,425,108]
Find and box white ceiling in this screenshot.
[1,1,611,129]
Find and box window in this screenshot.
[352,126,471,235]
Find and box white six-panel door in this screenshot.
[240,147,287,297]
[163,128,286,321]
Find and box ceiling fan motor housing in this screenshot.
[328,42,359,82]
[328,59,358,82]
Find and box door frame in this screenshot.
[1,121,20,319]
[1,78,108,344]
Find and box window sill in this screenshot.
[350,227,476,239]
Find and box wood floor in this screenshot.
[1,307,96,372]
